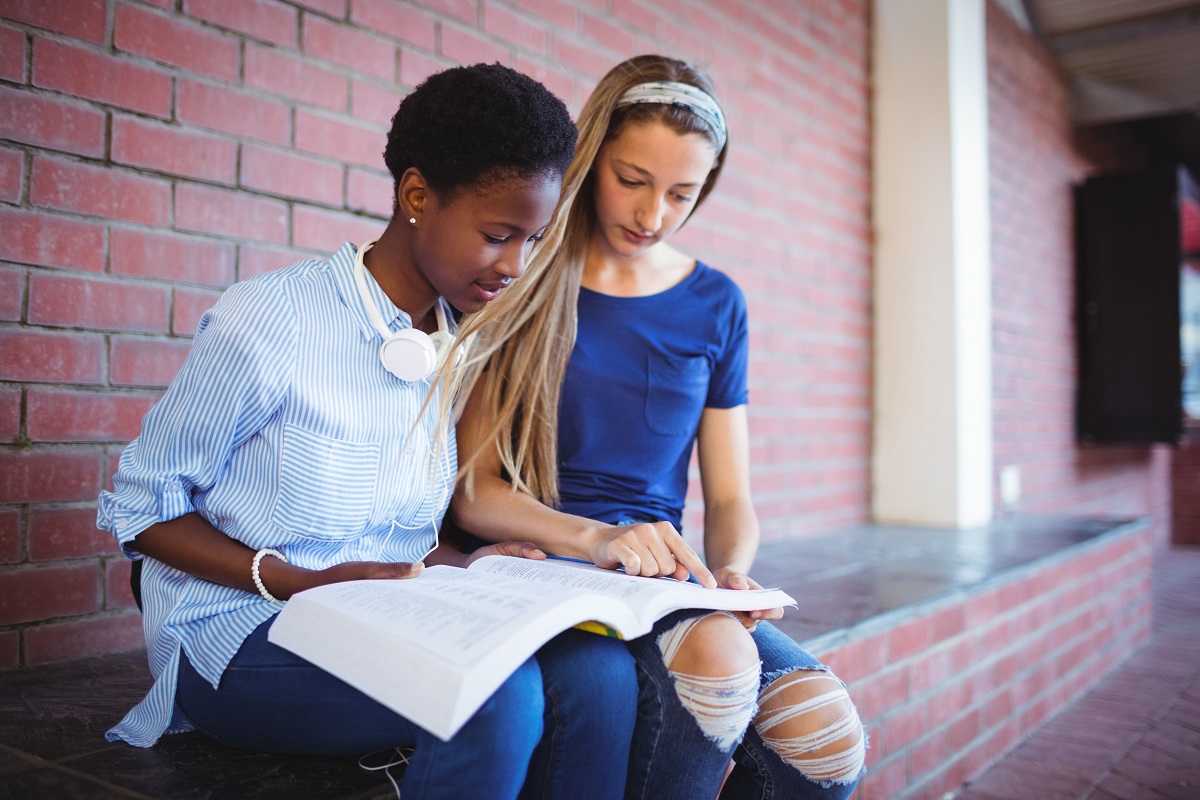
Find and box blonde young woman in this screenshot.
[450,56,866,800]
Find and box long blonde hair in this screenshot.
[447,55,728,506]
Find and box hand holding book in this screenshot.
[255,539,546,601]
[713,566,785,629]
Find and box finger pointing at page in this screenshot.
[598,522,715,587]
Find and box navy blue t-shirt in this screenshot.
[557,262,749,529]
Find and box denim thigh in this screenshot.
[751,621,827,686]
[176,616,544,800]
[521,628,637,800]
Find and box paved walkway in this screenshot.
[953,546,1200,800]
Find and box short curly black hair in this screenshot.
[384,63,576,211]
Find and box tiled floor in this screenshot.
[953,546,1200,800]
[0,518,1192,799]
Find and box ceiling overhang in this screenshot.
[1027,0,1200,126]
[1004,0,1200,173]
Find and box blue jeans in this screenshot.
[177,617,636,800]
[623,611,861,800]
[724,622,862,800]
[521,628,637,800]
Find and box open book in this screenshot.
[267,555,795,741]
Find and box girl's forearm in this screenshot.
[130,513,321,600]
[702,497,760,574]
[449,475,609,561]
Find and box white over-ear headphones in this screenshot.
[352,240,458,382]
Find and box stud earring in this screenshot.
[409,217,416,224]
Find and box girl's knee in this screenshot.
[755,669,865,784]
[657,613,761,751]
[659,612,758,676]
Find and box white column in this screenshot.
[871,0,993,527]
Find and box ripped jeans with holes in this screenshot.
[622,608,866,800]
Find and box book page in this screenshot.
[472,556,687,602]
[300,566,609,668]
[469,556,794,625]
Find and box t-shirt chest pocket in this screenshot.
[269,423,380,539]
[645,354,710,437]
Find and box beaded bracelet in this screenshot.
[252,548,288,603]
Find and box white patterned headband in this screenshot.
[615,81,728,151]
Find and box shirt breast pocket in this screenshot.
[269,423,380,540]
[645,354,710,437]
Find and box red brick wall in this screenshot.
[679,2,874,540]
[987,4,1171,546]
[816,523,1154,800]
[0,0,872,666]
[0,0,1172,668]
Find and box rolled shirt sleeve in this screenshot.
[97,279,299,552]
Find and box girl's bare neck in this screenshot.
[582,242,696,298]
[367,222,438,329]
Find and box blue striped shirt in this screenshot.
[97,242,457,747]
